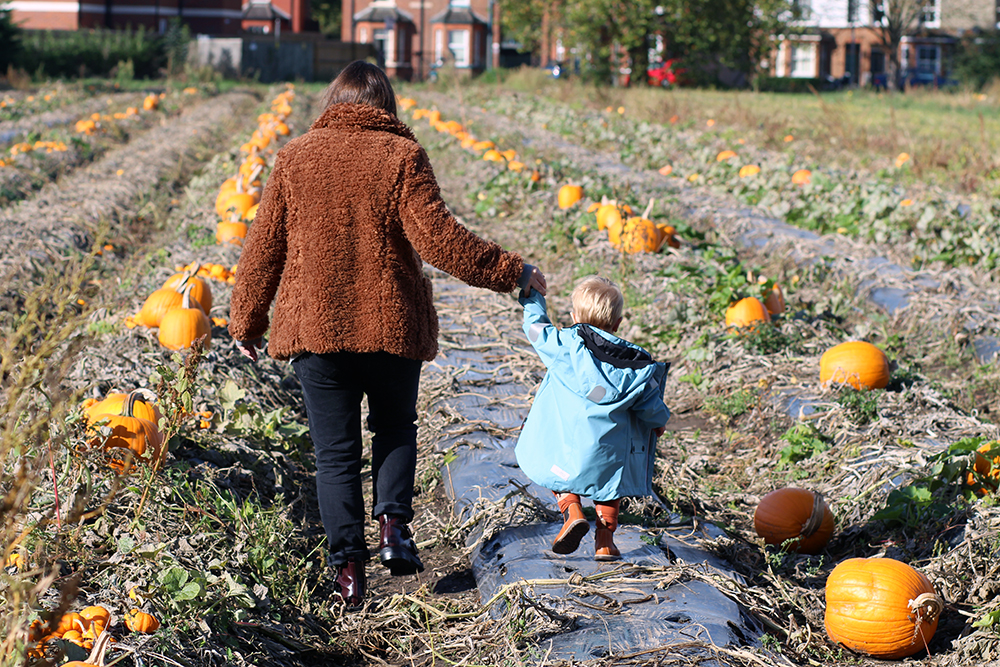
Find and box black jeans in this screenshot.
[293,351,422,566]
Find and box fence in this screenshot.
[191,34,377,82]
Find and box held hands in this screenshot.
[654,426,666,438]
[236,337,264,362]
[518,264,547,297]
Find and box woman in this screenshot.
[228,61,545,609]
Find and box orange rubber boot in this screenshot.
[594,500,621,561]
[552,493,589,555]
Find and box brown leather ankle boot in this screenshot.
[594,500,621,562]
[552,493,589,554]
[333,559,366,609]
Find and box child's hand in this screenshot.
[654,426,666,438]
[518,264,547,297]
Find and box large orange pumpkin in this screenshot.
[88,390,164,473]
[83,390,162,427]
[136,275,191,328]
[158,284,212,351]
[753,488,834,554]
[613,217,662,253]
[725,297,771,331]
[558,184,583,209]
[163,264,212,314]
[819,341,889,390]
[825,558,943,659]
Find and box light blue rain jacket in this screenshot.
[514,291,670,502]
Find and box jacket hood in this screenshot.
[310,102,417,142]
[552,324,668,405]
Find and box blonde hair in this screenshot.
[571,276,623,332]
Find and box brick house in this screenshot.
[770,0,997,86]
[342,0,493,80]
[240,0,312,34]
[6,0,244,34]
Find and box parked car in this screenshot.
[647,59,686,87]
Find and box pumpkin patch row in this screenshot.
[479,92,999,272]
[403,98,540,181]
[215,89,295,246]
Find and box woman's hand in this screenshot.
[518,264,547,297]
[236,337,263,362]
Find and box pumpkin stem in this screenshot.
[801,490,826,538]
[85,623,113,666]
[122,390,140,417]
[641,197,655,220]
[180,282,196,310]
[908,592,944,623]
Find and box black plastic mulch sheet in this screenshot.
[428,276,763,660]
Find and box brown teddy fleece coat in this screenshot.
[228,103,524,362]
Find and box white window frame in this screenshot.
[434,29,443,62]
[920,0,939,27]
[776,41,787,77]
[448,29,469,67]
[360,27,368,43]
[790,42,816,78]
[449,0,471,6]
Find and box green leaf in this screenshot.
[219,379,246,413]
[973,610,1000,628]
[174,580,203,601]
[159,566,189,591]
[117,535,136,554]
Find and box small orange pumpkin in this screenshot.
[791,168,812,185]
[124,609,160,633]
[655,222,681,249]
[78,605,110,626]
[725,297,771,331]
[158,284,212,351]
[825,558,943,659]
[819,341,889,390]
[753,488,834,554]
[595,204,623,231]
[217,220,249,246]
[557,184,583,209]
[763,283,785,316]
[965,441,1000,494]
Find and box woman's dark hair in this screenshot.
[320,61,397,116]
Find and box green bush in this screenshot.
[953,29,1000,90]
[755,76,825,93]
[17,27,165,79]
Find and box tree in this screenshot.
[871,0,925,89]
[0,7,23,72]
[502,0,799,86]
[310,0,342,36]
[953,29,1000,90]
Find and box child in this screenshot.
[515,276,670,561]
